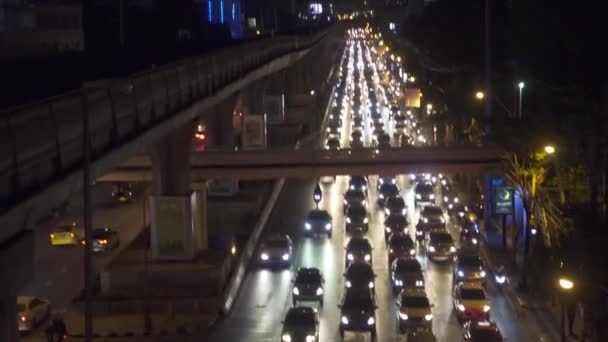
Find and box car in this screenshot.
[350,130,363,142]
[343,189,367,212]
[327,125,341,137]
[405,331,437,341]
[394,122,407,136]
[49,223,81,246]
[414,183,436,206]
[344,262,376,293]
[17,296,51,332]
[453,249,487,284]
[329,117,343,128]
[451,203,469,219]
[377,141,391,149]
[425,231,456,261]
[292,268,325,306]
[112,182,134,203]
[339,288,377,341]
[352,117,364,129]
[453,282,490,322]
[391,259,424,293]
[345,236,373,267]
[384,195,407,216]
[80,227,120,252]
[304,209,333,238]
[420,206,446,227]
[194,123,208,151]
[377,133,391,145]
[345,205,369,232]
[348,175,368,192]
[462,320,504,341]
[377,175,397,189]
[377,183,400,206]
[383,214,408,240]
[325,137,341,151]
[396,288,433,333]
[350,137,364,149]
[281,307,319,342]
[388,232,415,262]
[259,234,293,267]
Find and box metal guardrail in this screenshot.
[0,30,329,210]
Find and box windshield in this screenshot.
[430,233,453,244]
[296,271,321,284]
[345,190,365,198]
[343,292,374,310]
[470,330,502,341]
[380,184,399,194]
[459,255,483,268]
[265,239,289,248]
[348,206,367,216]
[396,260,422,272]
[387,197,405,207]
[423,207,443,216]
[347,264,374,278]
[284,311,315,326]
[402,296,430,308]
[390,236,413,249]
[461,289,486,300]
[53,225,74,232]
[386,216,407,225]
[416,184,434,193]
[347,239,371,251]
[308,210,330,221]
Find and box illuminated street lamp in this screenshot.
[558,276,574,342]
[559,278,574,290]
[409,76,416,82]
[475,91,485,100]
[544,145,556,154]
[518,81,525,120]
[426,104,433,110]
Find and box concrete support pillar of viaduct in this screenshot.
[205,94,238,149]
[0,233,34,341]
[149,121,208,260]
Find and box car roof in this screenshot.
[401,288,427,298]
[459,282,485,290]
[347,236,372,247]
[297,267,321,275]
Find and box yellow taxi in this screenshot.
[49,223,80,246]
[453,282,490,322]
[396,288,433,333]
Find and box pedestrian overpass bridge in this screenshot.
[100,146,504,181]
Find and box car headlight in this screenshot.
[459,212,465,217]
[326,127,331,132]
[363,218,369,224]
[293,287,300,295]
[385,227,392,233]
[282,253,290,261]
[368,281,374,289]
[457,270,464,277]
[450,246,456,253]
[346,217,352,223]
[394,279,402,286]
[325,223,332,230]
[306,335,316,342]
[261,253,269,260]
[454,197,460,203]
[282,334,292,342]
[391,178,397,184]
[385,208,390,215]
[367,317,375,325]
[409,174,416,180]
[416,280,424,287]
[458,304,465,311]
[341,316,350,325]
[345,280,352,288]
[409,249,416,256]
[347,253,354,261]
[362,185,367,191]
[429,246,436,252]
[425,314,433,321]
[316,287,324,295]
[398,312,408,320]
[416,194,421,199]
[361,200,367,206]
[444,196,449,203]
[379,193,384,199]
[472,238,478,245]
[344,200,348,205]
[448,204,453,209]
[441,179,447,185]
[440,217,446,223]
[480,271,486,278]
[429,194,435,199]
[483,305,490,312]
[423,218,428,223]
[305,222,311,230]
[364,254,371,261]
[416,230,423,236]
[432,176,437,183]
[350,185,355,190]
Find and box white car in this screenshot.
[17,296,51,332]
[258,234,293,267]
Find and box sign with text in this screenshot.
[149,195,195,260]
[241,114,267,150]
[493,186,514,215]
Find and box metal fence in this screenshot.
[0,30,328,210]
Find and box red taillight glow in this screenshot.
[20,315,27,322]
[195,133,206,140]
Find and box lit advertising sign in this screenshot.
[493,186,514,215]
[309,3,323,14]
[404,87,421,108]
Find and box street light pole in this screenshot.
[518,82,525,120]
[81,90,94,342]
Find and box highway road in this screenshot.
[208,34,544,342]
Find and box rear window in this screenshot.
[396,260,422,272]
[265,239,289,248]
[423,207,443,216]
[308,210,330,220]
[53,225,74,232]
[402,296,430,308]
[416,184,434,192]
[430,233,453,243]
[296,271,321,283]
[348,206,367,216]
[347,238,371,250]
[461,289,486,300]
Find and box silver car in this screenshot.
[259,234,293,267]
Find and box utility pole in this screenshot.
[483,0,493,235]
[81,90,94,342]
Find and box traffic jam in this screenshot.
[251,28,510,342]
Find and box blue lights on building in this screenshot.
[207,0,241,38]
[220,0,224,24]
[208,0,212,22]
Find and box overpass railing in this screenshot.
[0,29,329,211]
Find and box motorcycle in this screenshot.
[415,220,425,242]
[494,265,508,287]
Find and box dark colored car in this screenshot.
[304,209,333,238]
[462,320,503,341]
[414,183,435,206]
[384,195,407,216]
[339,288,377,341]
[391,258,424,293]
[420,206,446,227]
[345,236,373,267]
[326,137,341,151]
[454,249,487,284]
[112,182,133,203]
[81,227,120,252]
[352,117,364,129]
[377,133,391,145]
[377,183,400,206]
[281,307,319,342]
[343,189,367,212]
[327,125,341,137]
[388,233,416,265]
[292,267,325,306]
[345,205,369,232]
[344,262,376,293]
[377,175,397,189]
[384,214,408,241]
[426,231,456,261]
[348,175,368,192]
[406,331,437,341]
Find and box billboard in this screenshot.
[309,3,323,14]
[493,186,514,215]
[149,195,195,260]
[263,94,285,124]
[242,114,267,150]
[404,87,421,108]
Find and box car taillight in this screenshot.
[50,234,55,239]
[100,239,108,245]
[195,132,206,140]
[20,315,27,322]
